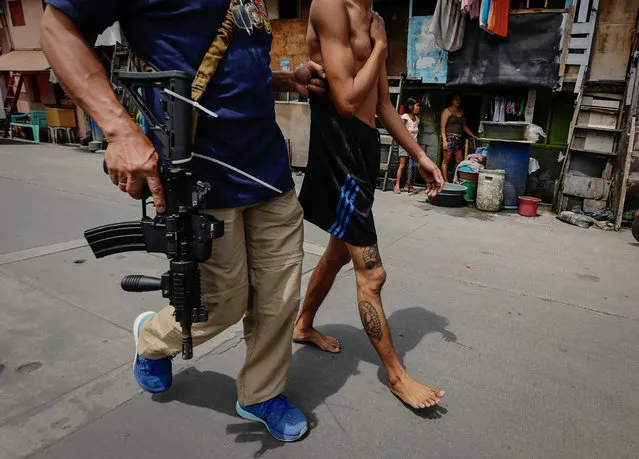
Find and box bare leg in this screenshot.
[441,150,453,184]
[394,156,407,193]
[455,150,464,171]
[293,236,351,353]
[346,242,445,409]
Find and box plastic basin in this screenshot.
[518,196,541,217]
[430,184,467,208]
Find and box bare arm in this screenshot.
[376,67,444,196]
[440,109,451,150]
[462,119,477,138]
[440,109,450,139]
[271,62,327,95]
[271,71,297,92]
[41,6,165,211]
[310,0,387,118]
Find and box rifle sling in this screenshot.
[131,0,236,143]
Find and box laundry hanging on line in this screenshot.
[479,0,509,37]
[491,96,528,122]
[486,0,509,37]
[432,0,510,52]
[432,0,467,52]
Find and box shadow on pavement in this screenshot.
[152,307,454,457]
[287,307,455,423]
[417,202,497,222]
[152,367,286,458]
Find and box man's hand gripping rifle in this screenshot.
[84,71,224,360]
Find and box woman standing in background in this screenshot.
[441,94,478,183]
[395,98,421,194]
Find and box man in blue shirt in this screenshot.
[41,0,327,442]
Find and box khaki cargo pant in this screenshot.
[137,190,304,406]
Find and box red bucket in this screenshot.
[458,170,479,181]
[518,196,542,217]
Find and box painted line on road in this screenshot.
[0,239,88,266]
[0,239,327,267]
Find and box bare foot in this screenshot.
[389,373,445,409]
[394,186,401,194]
[293,327,341,353]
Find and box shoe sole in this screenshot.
[235,402,308,442]
[132,311,155,371]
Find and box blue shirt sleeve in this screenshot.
[45,0,124,37]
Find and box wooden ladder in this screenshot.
[110,43,133,87]
[553,0,630,214]
[2,72,25,136]
[615,117,639,229]
[614,14,639,229]
[380,75,405,192]
[559,0,600,92]
[555,85,624,213]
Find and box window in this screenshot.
[8,0,26,27]
[278,0,300,19]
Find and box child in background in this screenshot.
[395,98,421,194]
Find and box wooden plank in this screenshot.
[577,0,589,23]
[569,37,589,49]
[582,131,616,152]
[567,53,587,65]
[563,175,611,200]
[577,111,618,129]
[569,147,617,156]
[579,105,620,114]
[559,5,575,78]
[584,92,624,101]
[602,159,614,180]
[615,116,636,230]
[583,198,608,213]
[572,22,594,34]
[568,85,586,147]
[574,125,622,133]
[582,98,622,109]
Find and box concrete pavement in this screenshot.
[0,140,638,459]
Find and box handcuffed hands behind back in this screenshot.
[292,61,328,97]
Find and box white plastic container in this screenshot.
[476,170,506,212]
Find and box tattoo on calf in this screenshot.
[358,301,383,342]
[362,245,382,270]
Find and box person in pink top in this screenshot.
[395,98,421,194]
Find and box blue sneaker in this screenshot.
[236,394,308,442]
[133,312,173,394]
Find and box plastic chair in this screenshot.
[30,110,48,129]
[9,111,47,143]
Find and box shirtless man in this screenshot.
[295,0,446,410]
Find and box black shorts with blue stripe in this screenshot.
[299,94,381,248]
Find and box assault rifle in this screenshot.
[84,71,224,360]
